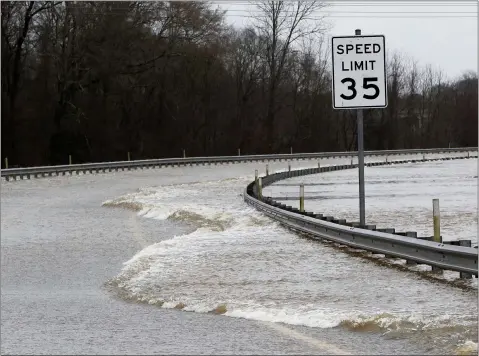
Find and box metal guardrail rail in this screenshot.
[1,147,477,181]
[244,155,478,277]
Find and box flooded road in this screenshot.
[1,154,477,355]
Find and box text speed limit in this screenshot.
[331,35,387,109]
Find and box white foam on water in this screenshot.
[225,306,348,329]
[105,162,477,350]
[455,340,478,355]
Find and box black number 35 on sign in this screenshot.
[340,77,380,101]
[332,35,387,109]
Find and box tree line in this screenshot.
[2,1,477,167]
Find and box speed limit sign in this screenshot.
[332,35,387,109]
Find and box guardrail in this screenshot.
[1,147,477,181]
[244,154,478,278]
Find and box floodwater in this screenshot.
[1,153,477,355]
[265,158,478,244]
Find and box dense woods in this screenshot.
[1,1,477,167]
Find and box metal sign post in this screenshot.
[355,29,365,227]
[331,29,387,227]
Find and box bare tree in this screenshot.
[1,1,61,163]
[381,51,405,149]
[224,27,264,150]
[398,56,421,147]
[251,0,328,151]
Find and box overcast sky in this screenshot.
[213,0,477,80]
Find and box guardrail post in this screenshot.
[406,258,417,265]
[459,240,473,279]
[258,177,263,199]
[128,152,131,161]
[433,199,441,243]
[255,169,258,183]
[183,149,186,158]
[288,163,291,172]
[266,164,269,176]
[467,151,470,158]
[350,158,353,166]
[4,157,8,169]
[238,148,241,156]
[318,161,320,169]
[385,156,388,163]
[69,155,72,165]
[299,184,305,212]
[404,231,418,265]
[290,147,293,154]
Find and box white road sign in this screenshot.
[332,35,387,109]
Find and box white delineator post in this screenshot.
[431,198,443,274]
[433,198,441,243]
[299,184,305,212]
[258,177,263,199]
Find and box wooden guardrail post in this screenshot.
[290,147,293,154]
[299,184,305,212]
[4,157,8,169]
[258,177,263,199]
[183,149,186,158]
[266,164,269,176]
[128,152,131,161]
[69,155,72,165]
[238,148,241,156]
